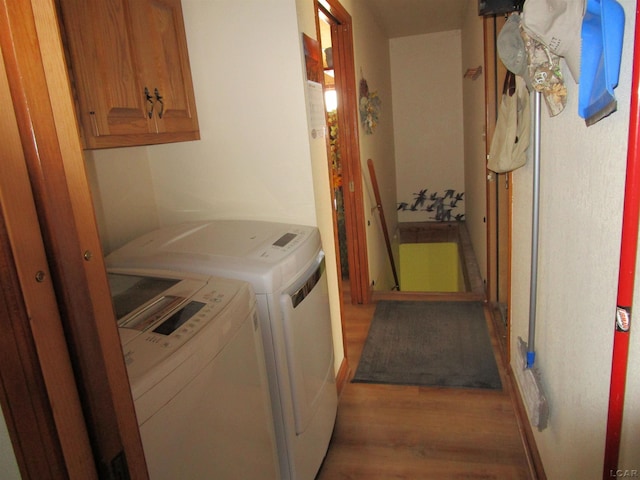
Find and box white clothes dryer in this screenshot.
[106,220,337,480]
[108,268,280,479]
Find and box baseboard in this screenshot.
[508,363,547,479]
[335,356,350,396]
[371,289,485,302]
[488,304,546,479]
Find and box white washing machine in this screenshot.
[108,267,280,479]
[106,220,338,480]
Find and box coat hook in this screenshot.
[463,66,483,81]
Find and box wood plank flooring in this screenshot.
[316,295,534,479]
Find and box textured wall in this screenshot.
[510,1,639,476]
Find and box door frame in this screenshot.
[484,15,512,356]
[0,0,148,477]
[315,0,370,305]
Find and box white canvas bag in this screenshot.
[488,72,531,173]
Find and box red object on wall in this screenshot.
[603,4,640,477]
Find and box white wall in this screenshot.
[347,0,398,291]
[461,3,487,282]
[0,405,20,480]
[391,31,466,223]
[510,1,639,476]
[85,147,159,255]
[293,0,345,374]
[149,0,316,228]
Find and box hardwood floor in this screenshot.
[316,294,535,479]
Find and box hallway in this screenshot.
[316,296,536,479]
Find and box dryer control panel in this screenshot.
[249,225,311,261]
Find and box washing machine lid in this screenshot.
[105,220,321,294]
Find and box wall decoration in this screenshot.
[397,188,465,222]
[306,80,326,139]
[302,33,322,83]
[359,77,381,135]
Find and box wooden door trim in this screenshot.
[0,0,148,477]
[484,18,511,301]
[484,14,512,352]
[318,0,370,305]
[0,3,95,477]
[0,204,76,479]
[484,16,499,304]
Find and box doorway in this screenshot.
[313,3,510,308]
[315,0,370,305]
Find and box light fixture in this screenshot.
[324,90,337,111]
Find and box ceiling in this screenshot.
[364,0,470,38]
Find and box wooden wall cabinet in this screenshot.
[58,0,199,149]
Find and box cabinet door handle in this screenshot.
[144,87,154,118]
[154,88,164,119]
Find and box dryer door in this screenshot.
[279,255,334,435]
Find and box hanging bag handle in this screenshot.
[503,70,516,97]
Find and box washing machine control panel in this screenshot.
[250,225,311,260]
[108,268,255,395]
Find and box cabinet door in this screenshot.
[59,0,154,147]
[58,0,199,149]
[130,0,199,135]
